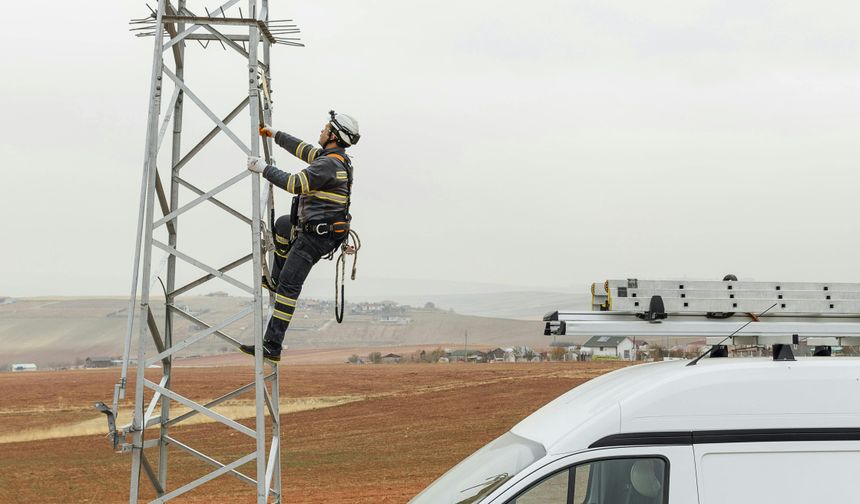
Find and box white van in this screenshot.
[410,358,860,503]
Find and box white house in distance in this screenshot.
[11,363,37,372]
[582,336,635,360]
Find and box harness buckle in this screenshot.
[315,223,329,235]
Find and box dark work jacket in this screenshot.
[262,132,352,224]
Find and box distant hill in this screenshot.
[391,291,590,319]
[297,276,590,319]
[0,296,553,368]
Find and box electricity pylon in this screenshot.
[101,2,302,501]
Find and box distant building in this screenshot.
[486,348,515,363]
[511,346,537,362]
[374,316,411,325]
[86,357,117,368]
[446,349,485,363]
[381,353,402,364]
[565,347,581,362]
[11,363,36,372]
[350,301,406,316]
[582,336,635,360]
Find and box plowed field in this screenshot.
[0,362,627,503]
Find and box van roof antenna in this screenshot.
[687,302,778,367]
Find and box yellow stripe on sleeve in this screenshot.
[299,172,309,193]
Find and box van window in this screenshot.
[509,457,667,504]
[572,464,590,503]
[511,469,568,504]
[410,432,546,504]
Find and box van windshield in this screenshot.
[410,431,546,504]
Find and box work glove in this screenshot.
[259,124,276,138]
[247,156,267,174]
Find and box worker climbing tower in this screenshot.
[100,2,302,502]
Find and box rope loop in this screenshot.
[335,229,361,323]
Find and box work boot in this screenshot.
[261,275,278,292]
[239,344,281,363]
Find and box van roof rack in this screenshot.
[545,277,860,361]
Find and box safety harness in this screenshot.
[282,152,361,323]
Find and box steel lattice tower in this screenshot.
[101,1,302,502]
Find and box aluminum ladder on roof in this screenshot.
[545,278,860,350]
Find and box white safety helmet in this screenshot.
[328,110,360,147]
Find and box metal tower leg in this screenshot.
[158,0,186,489]
[247,8,267,502]
[130,2,167,500]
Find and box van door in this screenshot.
[694,440,860,503]
[488,446,697,504]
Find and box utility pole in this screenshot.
[632,335,636,362]
[105,3,303,502]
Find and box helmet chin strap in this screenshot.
[319,130,338,148]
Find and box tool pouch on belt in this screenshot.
[289,196,299,226]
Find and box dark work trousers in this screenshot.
[264,215,342,355]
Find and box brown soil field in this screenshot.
[0,362,628,503]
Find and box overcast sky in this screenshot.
[1,1,859,299]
